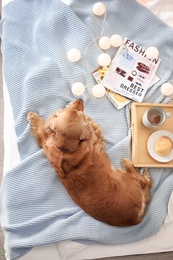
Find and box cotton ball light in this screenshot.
[98,53,111,67]
[92,84,106,98]
[145,46,159,60]
[110,34,123,48]
[67,48,81,62]
[93,2,106,16]
[99,36,111,50]
[161,82,173,96]
[71,82,85,96]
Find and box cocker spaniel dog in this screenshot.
[27,99,152,226]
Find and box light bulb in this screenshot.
[98,53,111,67]
[93,2,106,16]
[161,82,173,96]
[110,34,123,48]
[67,48,81,62]
[145,46,159,60]
[71,82,85,96]
[99,36,111,50]
[92,84,106,98]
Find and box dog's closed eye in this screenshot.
[79,138,85,143]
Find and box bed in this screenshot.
[1,0,173,259]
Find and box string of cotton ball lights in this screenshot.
[67,2,161,100]
[69,2,110,98]
[68,2,124,98]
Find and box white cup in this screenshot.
[142,107,171,129]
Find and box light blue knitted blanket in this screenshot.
[1,0,173,259]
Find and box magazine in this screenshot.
[101,38,161,103]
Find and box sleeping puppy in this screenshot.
[27,99,152,226]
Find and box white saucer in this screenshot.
[147,130,173,162]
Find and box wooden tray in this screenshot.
[131,102,173,167]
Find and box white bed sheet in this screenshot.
[2,0,173,259]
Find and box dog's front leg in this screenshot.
[27,112,46,148]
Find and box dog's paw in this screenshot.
[27,112,44,127]
[143,169,152,185]
[27,112,38,122]
[27,112,45,147]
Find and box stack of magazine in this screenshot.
[92,38,160,109]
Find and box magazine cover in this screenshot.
[101,38,161,102]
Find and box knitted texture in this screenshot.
[1,0,173,259]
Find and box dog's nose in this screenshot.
[75,98,84,111]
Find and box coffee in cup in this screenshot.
[142,107,171,129]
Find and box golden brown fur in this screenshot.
[27,99,152,226]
